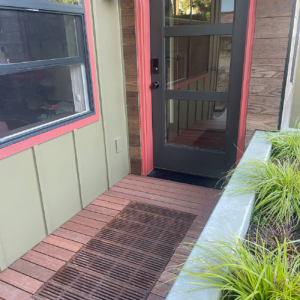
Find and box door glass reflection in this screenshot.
[166,36,232,92]
[165,0,235,26]
[166,99,227,151]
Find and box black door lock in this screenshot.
[151,58,159,74]
[151,81,160,89]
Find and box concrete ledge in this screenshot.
[166,131,272,300]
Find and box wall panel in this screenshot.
[91,0,130,184]
[75,122,108,208]
[0,149,47,271]
[38,133,82,232]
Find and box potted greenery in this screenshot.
[167,128,300,300]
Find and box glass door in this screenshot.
[150,0,249,178]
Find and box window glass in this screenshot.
[0,10,79,64]
[0,65,89,139]
[165,0,235,26]
[166,35,232,92]
[166,99,227,151]
[48,0,81,4]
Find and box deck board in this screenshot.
[9,260,55,282]
[0,175,220,299]
[52,228,92,244]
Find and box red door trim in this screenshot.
[236,0,257,163]
[0,0,100,160]
[135,0,153,175]
[135,0,256,173]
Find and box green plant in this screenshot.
[265,127,300,160]
[182,237,300,299]
[224,158,300,224]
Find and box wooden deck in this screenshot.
[0,174,220,300]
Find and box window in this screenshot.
[165,35,232,92]
[0,1,94,147]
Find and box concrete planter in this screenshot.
[166,131,272,300]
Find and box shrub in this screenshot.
[183,237,300,299]
[265,128,300,160]
[225,158,300,224]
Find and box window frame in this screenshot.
[0,0,99,155]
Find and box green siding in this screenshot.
[0,149,47,269]
[0,0,129,271]
[75,122,109,208]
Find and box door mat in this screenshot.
[33,201,196,300]
[148,168,224,190]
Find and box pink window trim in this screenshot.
[0,0,100,160]
[135,0,153,175]
[236,0,257,163]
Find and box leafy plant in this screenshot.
[182,237,300,299]
[265,127,300,160]
[38,104,67,121]
[224,158,300,224]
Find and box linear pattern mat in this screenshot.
[33,201,197,300]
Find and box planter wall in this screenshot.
[166,131,272,300]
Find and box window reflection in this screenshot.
[165,0,235,26]
[166,36,232,92]
[166,99,227,151]
[48,0,81,4]
[0,65,89,139]
[0,10,78,64]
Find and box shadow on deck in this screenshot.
[0,174,220,300]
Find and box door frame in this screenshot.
[135,0,257,175]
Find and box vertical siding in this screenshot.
[0,149,47,271]
[73,123,108,208]
[36,133,83,232]
[120,0,143,175]
[90,0,130,185]
[0,0,129,271]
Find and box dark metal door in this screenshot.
[150,0,249,178]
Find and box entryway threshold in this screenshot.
[148,168,225,190]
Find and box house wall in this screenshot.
[0,0,129,271]
[120,0,143,175]
[245,0,295,145]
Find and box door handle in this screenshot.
[151,81,160,89]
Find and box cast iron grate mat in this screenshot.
[33,201,197,300]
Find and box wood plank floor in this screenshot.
[0,174,220,300]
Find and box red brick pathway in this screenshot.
[0,174,220,300]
